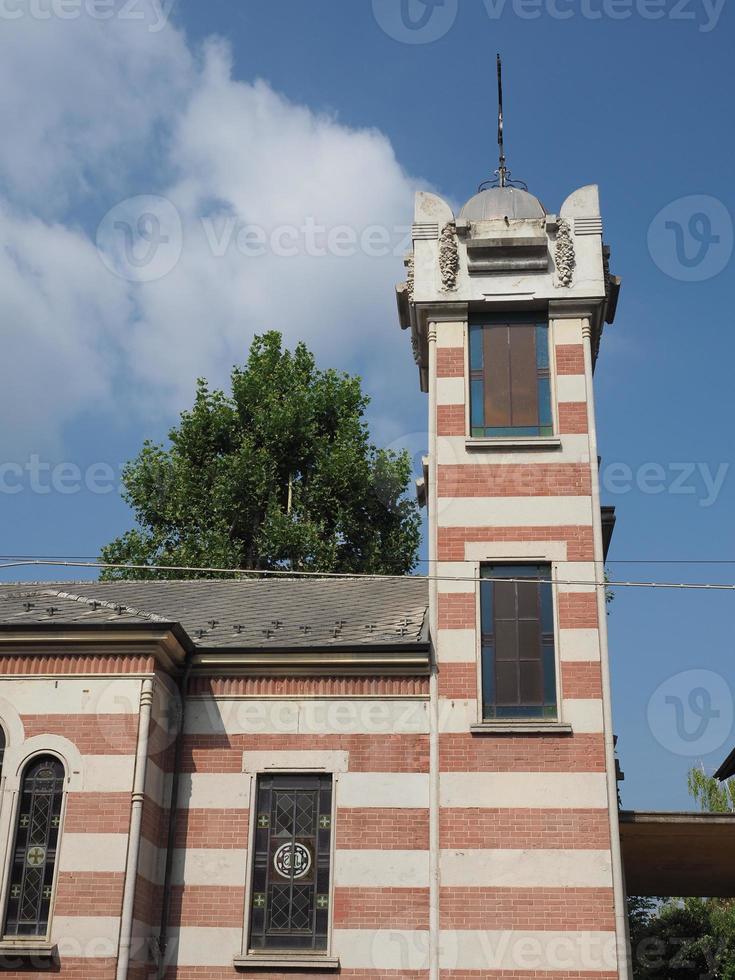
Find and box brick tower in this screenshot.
[397,177,626,978]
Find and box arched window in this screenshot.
[3,756,65,937]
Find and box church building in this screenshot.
[0,155,635,976]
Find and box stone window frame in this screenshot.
[234,751,346,971]
[462,312,563,451]
[0,721,82,959]
[468,547,572,735]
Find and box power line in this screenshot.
[1,559,734,592]
[3,555,735,565]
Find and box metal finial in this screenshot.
[496,54,507,189]
[478,56,528,193]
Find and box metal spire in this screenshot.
[478,55,528,192]
[496,54,507,188]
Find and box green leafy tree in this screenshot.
[688,764,735,814]
[628,767,735,979]
[100,332,421,579]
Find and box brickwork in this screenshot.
[438,463,591,498]
[439,808,611,850]
[439,886,615,930]
[336,808,429,849]
[557,401,589,433]
[437,347,465,378]
[333,887,429,929]
[438,525,595,562]
[555,343,586,374]
[436,404,466,436]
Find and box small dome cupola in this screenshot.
[458,186,546,222]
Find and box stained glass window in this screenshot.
[249,774,332,951]
[481,564,557,720]
[3,756,65,937]
[469,315,552,437]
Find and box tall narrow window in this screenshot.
[249,774,333,952]
[470,315,552,437]
[3,756,65,938]
[480,564,557,720]
[0,728,5,778]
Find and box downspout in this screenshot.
[581,320,631,980]
[156,654,192,979]
[116,677,154,980]
[427,323,440,980]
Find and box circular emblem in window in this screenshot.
[26,845,46,868]
[273,842,312,879]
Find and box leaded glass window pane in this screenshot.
[249,774,332,951]
[4,756,65,937]
[480,565,557,720]
[469,315,552,437]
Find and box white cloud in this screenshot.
[0,5,427,458]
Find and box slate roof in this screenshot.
[0,578,429,649]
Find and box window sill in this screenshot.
[0,941,57,960]
[234,953,340,970]
[465,436,562,452]
[470,722,573,735]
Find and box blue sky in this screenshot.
[0,0,733,810]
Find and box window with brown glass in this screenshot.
[470,314,552,437]
[480,564,557,719]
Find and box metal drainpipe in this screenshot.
[156,656,192,980]
[116,677,154,980]
[581,320,631,980]
[427,324,440,980]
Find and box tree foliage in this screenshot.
[628,767,735,979]
[100,332,422,579]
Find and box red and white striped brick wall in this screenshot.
[431,314,621,978]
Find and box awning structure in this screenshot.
[620,810,735,897]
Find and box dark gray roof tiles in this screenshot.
[0,578,429,649]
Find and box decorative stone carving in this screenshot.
[405,252,415,301]
[554,218,575,287]
[439,222,459,291]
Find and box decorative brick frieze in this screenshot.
[0,653,156,675]
[189,675,429,698]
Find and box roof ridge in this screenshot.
[47,589,171,624]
